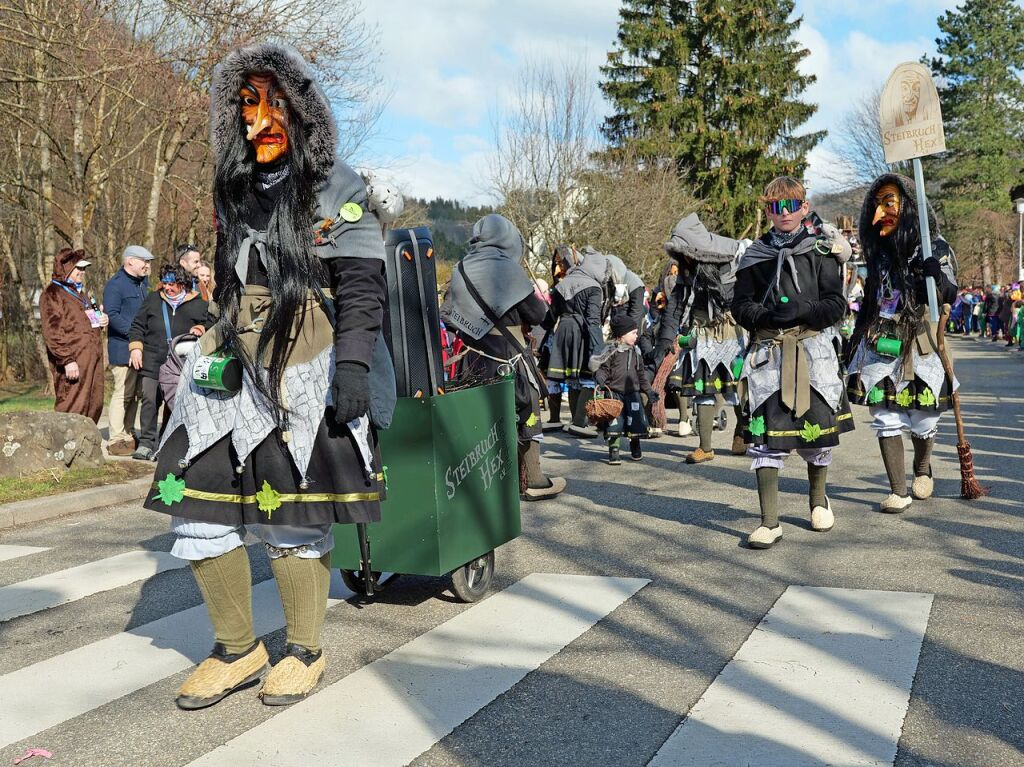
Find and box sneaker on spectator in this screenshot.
[132,446,156,462]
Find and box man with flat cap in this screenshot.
[103,245,153,455]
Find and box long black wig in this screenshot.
[852,173,939,347]
[210,49,334,426]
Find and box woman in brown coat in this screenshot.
[39,248,108,423]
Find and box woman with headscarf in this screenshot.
[144,43,395,710]
[543,245,609,436]
[442,214,566,501]
[847,173,958,513]
[39,248,108,422]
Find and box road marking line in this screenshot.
[187,573,650,767]
[649,586,933,767]
[0,550,185,622]
[0,573,353,749]
[0,545,49,563]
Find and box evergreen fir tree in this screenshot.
[600,0,823,237]
[929,0,1024,256]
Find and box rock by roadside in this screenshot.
[0,411,104,479]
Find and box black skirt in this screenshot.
[740,390,855,451]
[145,408,384,527]
[847,372,953,413]
[671,356,739,399]
[546,314,590,382]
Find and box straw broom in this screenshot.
[650,348,678,429]
[934,303,987,499]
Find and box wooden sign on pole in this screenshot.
[879,62,946,164]
[878,62,946,321]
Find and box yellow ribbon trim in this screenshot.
[764,412,854,438]
[151,484,379,504]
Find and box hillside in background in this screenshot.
[408,197,495,262]
[812,186,868,227]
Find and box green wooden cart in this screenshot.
[331,378,521,602]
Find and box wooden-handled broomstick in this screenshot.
[935,303,987,499]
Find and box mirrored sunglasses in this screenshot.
[767,199,804,215]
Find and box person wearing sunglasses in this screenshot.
[732,176,854,549]
[127,263,210,461]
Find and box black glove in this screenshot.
[649,391,661,403]
[331,362,370,424]
[653,338,675,366]
[921,257,943,281]
[769,298,802,328]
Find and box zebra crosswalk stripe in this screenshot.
[0,545,49,563]
[0,572,353,749]
[649,586,933,767]
[0,550,185,622]
[186,573,649,767]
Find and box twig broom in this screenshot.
[935,303,988,499]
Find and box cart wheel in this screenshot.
[340,568,380,596]
[714,408,728,432]
[450,551,495,603]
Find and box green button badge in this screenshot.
[339,202,363,223]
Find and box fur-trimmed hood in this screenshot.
[210,42,336,186]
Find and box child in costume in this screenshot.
[593,315,657,464]
[847,174,958,512]
[656,213,750,463]
[146,43,395,709]
[732,177,853,549]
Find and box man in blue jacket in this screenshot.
[103,245,152,455]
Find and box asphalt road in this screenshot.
[1,335,1021,767]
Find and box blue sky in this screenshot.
[356,0,963,204]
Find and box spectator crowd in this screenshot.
[38,242,214,461]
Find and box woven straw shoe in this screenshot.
[810,497,834,532]
[911,474,934,500]
[748,526,783,549]
[880,493,913,513]
[685,447,715,464]
[260,645,326,706]
[176,641,269,710]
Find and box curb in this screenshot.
[0,476,151,530]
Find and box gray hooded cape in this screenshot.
[441,214,533,340]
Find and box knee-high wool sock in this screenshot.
[878,435,908,495]
[190,546,255,655]
[756,467,780,528]
[269,552,332,653]
[697,404,715,451]
[911,435,934,477]
[807,463,828,509]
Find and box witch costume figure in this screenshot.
[846,174,958,513]
[442,214,566,502]
[604,253,648,352]
[542,245,609,436]
[145,43,395,709]
[732,177,853,550]
[657,214,750,464]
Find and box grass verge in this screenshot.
[0,461,153,505]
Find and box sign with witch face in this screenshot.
[879,62,946,163]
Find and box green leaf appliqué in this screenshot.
[895,388,914,408]
[917,387,936,407]
[713,378,722,391]
[255,480,282,518]
[799,420,822,443]
[748,415,766,437]
[694,379,705,393]
[867,386,885,405]
[156,473,186,506]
